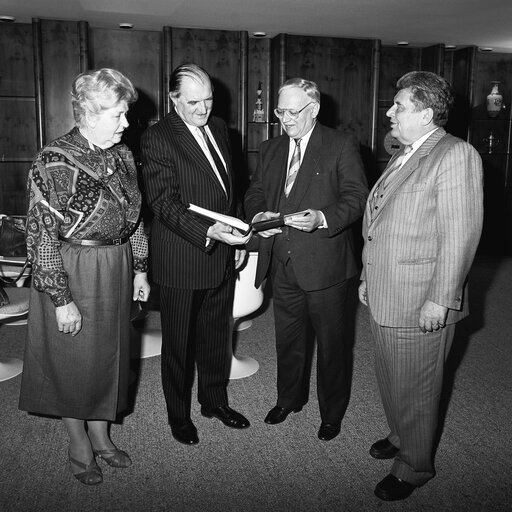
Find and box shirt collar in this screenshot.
[410,127,439,152]
[289,122,316,148]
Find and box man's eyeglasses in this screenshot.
[274,102,315,120]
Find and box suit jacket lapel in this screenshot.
[269,136,291,210]
[170,108,229,200]
[368,128,447,225]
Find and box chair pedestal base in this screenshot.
[130,327,162,359]
[235,319,253,331]
[229,354,259,380]
[139,328,162,359]
[0,358,23,382]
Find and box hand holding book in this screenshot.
[188,203,310,236]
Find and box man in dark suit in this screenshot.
[244,78,368,441]
[359,71,483,500]
[141,63,250,445]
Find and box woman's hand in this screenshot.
[55,301,82,336]
[133,272,151,302]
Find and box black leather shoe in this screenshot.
[318,422,341,441]
[374,474,416,501]
[170,421,199,445]
[201,405,250,429]
[264,405,303,425]
[370,438,399,459]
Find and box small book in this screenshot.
[188,203,309,235]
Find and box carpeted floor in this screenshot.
[0,256,511,511]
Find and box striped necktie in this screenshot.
[284,138,301,197]
[199,126,229,196]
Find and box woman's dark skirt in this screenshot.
[19,242,132,421]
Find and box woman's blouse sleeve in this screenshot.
[26,154,73,307]
[130,220,149,272]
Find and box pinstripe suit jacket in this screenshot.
[361,128,483,327]
[141,107,236,289]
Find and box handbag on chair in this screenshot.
[0,214,29,285]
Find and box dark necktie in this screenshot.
[199,126,230,196]
[284,138,301,197]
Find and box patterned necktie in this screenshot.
[284,138,301,197]
[199,126,230,196]
[382,144,413,188]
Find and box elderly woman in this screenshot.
[19,68,150,486]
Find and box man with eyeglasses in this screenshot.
[245,77,368,441]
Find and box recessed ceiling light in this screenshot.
[0,15,15,22]
[397,41,409,46]
[253,32,267,38]
[445,45,456,50]
[119,23,133,29]
[479,47,493,52]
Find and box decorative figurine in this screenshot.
[253,81,265,122]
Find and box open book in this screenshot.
[188,203,309,235]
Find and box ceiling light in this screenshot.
[253,32,267,38]
[119,23,133,29]
[397,41,409,46]
[445,45,456,50]
[0,15,15,22]
[479,47,493,52]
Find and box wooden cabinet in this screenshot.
[276,35,378,146]
[0,23,37,213]
[444,47,476,140]
[165,28,247,194]
[2,16,512,255]
[165,27,243,130]
[90,27,162,162]
[0,20,87,213]
[244,34,379,182]
[245,37,280,177]
[41,20,83,142]
[468,51,512,255]
[376,45,445,178]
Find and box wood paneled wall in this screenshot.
[1,18,512,254]
[89,27,162,163]
[282,36,377,147]
[0,23,37,214]
[41,20,83,141]
[376,45,445,175]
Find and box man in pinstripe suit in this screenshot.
[141,64,250,445]
[359,71,483,500]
